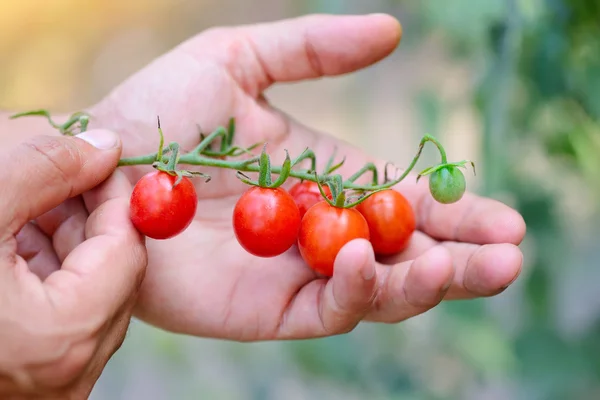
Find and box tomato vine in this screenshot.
[10,109,476,253]
[10,110,475,200]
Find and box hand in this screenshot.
[0,131,146,398]
[88,14,525,341]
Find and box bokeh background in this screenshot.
[2,0,600,399]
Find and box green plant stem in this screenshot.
[11,109,453,193]
[423,134,448,164]
[118,134,442,191]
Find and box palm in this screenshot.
[89,15,526,341]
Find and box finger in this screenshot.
[16,223,60,280]
[365,245,454,323]
[0,130,122,237]
[276,239,377,338]
[441,242,523,299]
[43,170,147,326]
[186,13,401,94]
[35,197,88,263]
[377,231,523,299]
[80,169,133,216]
[397,178,527,246]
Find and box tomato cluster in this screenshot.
[231,180,416,277]
[129,169,417,277]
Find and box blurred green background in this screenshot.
[2,0,600,399]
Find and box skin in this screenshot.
[2,14,526,342]
[0,131,146,397]
[233,186,301,257]
[298,202,370,277]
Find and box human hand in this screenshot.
[88,14,525,341]
[0,131,146,398]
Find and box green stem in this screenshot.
[15,109,452,193]
[291,148,317,172]
[423,134,448,164]
[166,143,181,170]
[118,134,446,191]
[192,127,229,154]
[347,162,378,184]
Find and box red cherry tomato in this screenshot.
[356,189,416,255]
[298,201,370,277]
[233,186,301,257]
[130,170,198,240]
[289,181,332,218]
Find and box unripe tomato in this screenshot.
[298,201,370,277]
[233,186,301,257]
[130,170,198,240]
[356,189,416,255]
[289,181,332,218]
[428,166,466,204]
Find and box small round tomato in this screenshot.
[356,189,416,255]
[289,181,332,218]
[429,166,466,204]
[298,201,370,277]
[233,186,301,257]
[130,170,198,240]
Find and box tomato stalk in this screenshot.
[347,162,379,185]
[151,116,211,185]
[11,110,476,204]
[9,110,89,136]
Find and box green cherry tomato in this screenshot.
[428,166,466,204]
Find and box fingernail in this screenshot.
[76,130,120,150]
[362,262,376,281]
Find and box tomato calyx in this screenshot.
[150,116,212,186]
[314,172,384,209]
[417,160,476,180]
[236,143,294,188]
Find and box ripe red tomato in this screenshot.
[233,186,301,257]
[130,170,198,240]
[298,201,370,277]
[356,189,416,255]
[289,181,332,218]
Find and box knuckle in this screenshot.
[302,34,324,77]
[22,136,84,193]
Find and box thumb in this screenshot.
[317,239,378,335]
[0,130,121,236]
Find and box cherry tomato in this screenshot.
[356,189,416,255]
[298,201,370,277]
[289,181,332,218]
[429,166,466,204]
[130,170,198,240]
[233,186,301,257]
